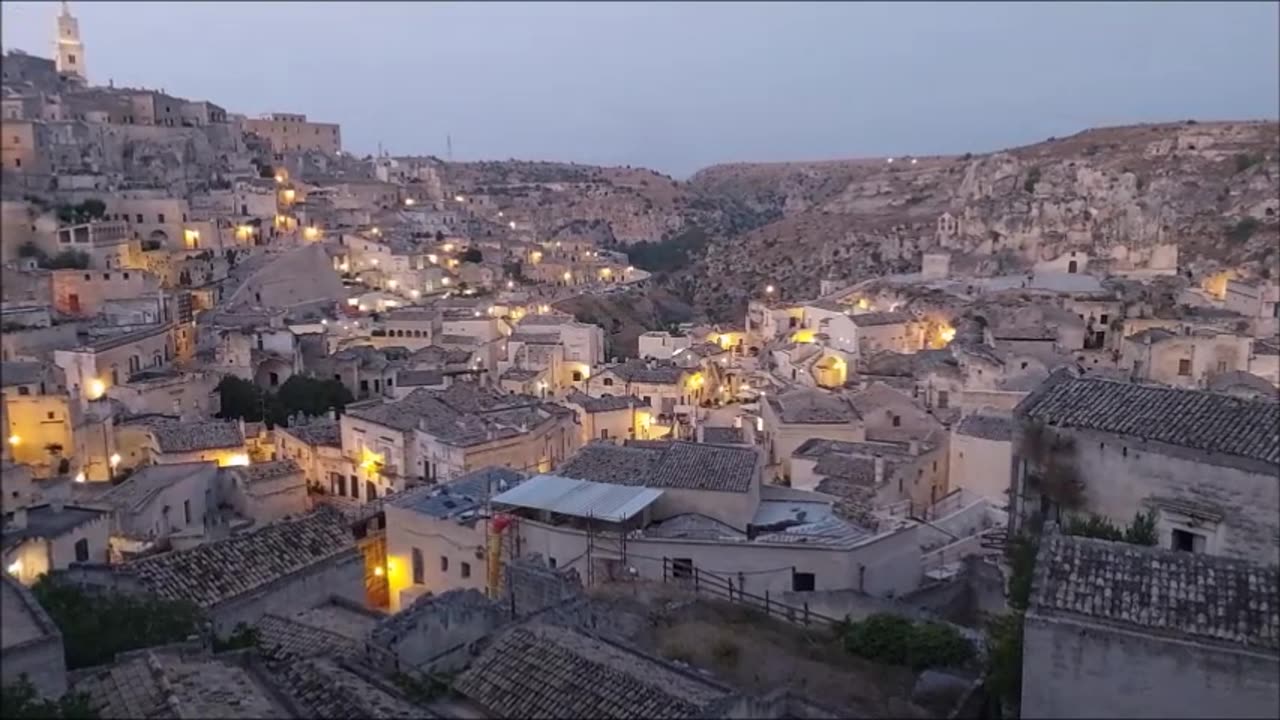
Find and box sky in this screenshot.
[3,1,1278,177]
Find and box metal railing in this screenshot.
[660,558,843,630]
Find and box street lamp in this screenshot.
[765,285,775,295]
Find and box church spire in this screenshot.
[54,1,87,84]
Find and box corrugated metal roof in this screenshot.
[491,474,663,523]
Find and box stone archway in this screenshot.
[148,229,169,247]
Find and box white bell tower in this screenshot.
[54,1,88,84]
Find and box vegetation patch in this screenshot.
[1,676,96,719]
[836,613,974,672]
[32,576,204,670]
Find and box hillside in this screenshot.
[427,121,1280,323]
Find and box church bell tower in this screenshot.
[54,1,88,84]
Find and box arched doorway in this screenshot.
[1067,260,1078,274]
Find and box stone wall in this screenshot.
[210,549,365,637]
[500,553,583,619]
[368,588,503,674]
[1022,611,1280,719]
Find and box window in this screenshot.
[548,557,557,569]
[932,461,938,472]
[1216,361,1227,373]
[600,429,610,440]
[1171,529,1204,553]
[440,556,449,573]
[68,54,76,64]
[157,213,165,223]
[412,548,424,584]
[642,395,651,404]
[603,378,614,387]
[792,572,816,592]
[892,415,901,427]
[17,386,29,396]
[936,391,949,409]
[269,372,279,387]
[461,562,471,579]
[572,371,583,382]
[74,538,89,562]
[46,411,54,420]
[366,481,377,501]
[670,557,693,580]
[183,500,191,525]
[1178,359,1191,376]
[136,213,143,223]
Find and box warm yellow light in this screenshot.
[371,227,381,235]
[388,279,399,289]
[410,289,421,298]
[508,220,516,229]
[441,277,451,286]
[626,266,635,273]
[109,453,121,467]
[339,262,350,272]
[6,560,21,576]
[404,198,416,206]
[221,453,250,468]
[857,298,870,310]
[563,271,572,282]
[74,471,86,483]
[347,298,360,307]
[454,195,465,203]
[600,268,612,278]
[359,447,385,473]
[373,565,385,577]
[506,280,514,289]
[183,229,200,248]
[765,285,775,294]
[281,189,296,203]
[530,251,542,264]
[87,378,106,400]
[940,326,957,343]
[442,243,455,253]
[448,259,459,269]
[274,174,284,184]
[235,225,253,239]
[7,435,19,446]
[371,258,380,266]
[791,329,817,344]
[303,226,320,241]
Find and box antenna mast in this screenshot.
[446,134,453,162]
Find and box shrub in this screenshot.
[1228,217,1260,243]
[841,613,973,671]
[985,613,1025,715]
[32,577,204,669]
[1234,153,1262,174]
[1,676,97,719]
[1023,167,1041,193]
[710,637,741,668]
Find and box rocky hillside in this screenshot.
[423,121,1278,324]
[679,120,1280,320]
[553,286,695,360]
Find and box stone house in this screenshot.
[145,419,249,468]
[584,359,702,420]
[1022,530,1279,719]
[62,506,362,636]
[1,572,66,699]
[274,417,348,491]
[2,499,110,585]
[227,459,308,524]
[1121,327,1252,388]
[1011,371,1280,565]
[562,391,653,446]
[761,387,864,477]
[93,461,221,557]
[948,410,1014,506]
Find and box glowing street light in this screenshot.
[87,378,106,400]
[454,195,465,203]
[765,285,775,295]
[109,453,121,467]
[404,198,416,206]
[7,434,19,446]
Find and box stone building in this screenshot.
[1011,371,1280,565]
[242,113,342,155]
[1022,530,1279,719]
[0,572,67,699]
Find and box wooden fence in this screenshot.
[660,558,843,630]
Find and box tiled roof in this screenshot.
[767,388,860,425]
[557,441,758,493]
[348,385,562,447]
[1031,532,1280,652]
[3,504,108,548]
[606,360,688,385]
[255,614,361,660]
[395,369,444,387]
[699,426,744,445]
[371,588,496,649]
[850,311,912,327]
[126,507,355,609]
[261,656,430,719]
[453,622,730,719]
[281,419,341,447]
[812,455,878,485]
[955,412,1015,441]
[0,361,42,387]
[1017,373,1280,465]
[74,649,288,719]
[98,462,217,513]
[500,367,543,382]
[565,390,645,413]
[151,420,245,454]
[237,459,302,484]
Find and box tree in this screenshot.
[215,376,267,422]
[1020,421,1085,515]
[461,248,483,264]
[31,576,204,670]
[1227,217,1260,244]
[1,676,97,719]
[17,241,45,261]
[1023,167,1042,193]
[275,375,352,424]
[79,199,106,220]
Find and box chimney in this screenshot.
[11,507,27,530]
[873,456,885,486]
[908,439,920,455]
[237,417,246,439]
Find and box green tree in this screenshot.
[1,676,97,719]
[461,248,483,263]
[31,577,204,670]
[985,612,1025,717]
[1227,217,1260,243]
[274,375,352,424]
[17,241,46,261]
[215,376,267,422]
[79,199,106,220]
[839,613,974,671]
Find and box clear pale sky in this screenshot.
[3,1,1278,177]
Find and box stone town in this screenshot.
[1,5,1277,719]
